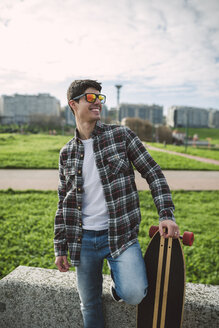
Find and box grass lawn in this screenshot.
[0,189,218,285]
[0,134,71,169]
[0,133,219,170]
[147,142,219,161]
[172,127,219,145]
[148,150,219,170]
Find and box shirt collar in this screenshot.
[75,120,104,142]
[91,120,105,137]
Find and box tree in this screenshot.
[122,117,153,141]
[29,114,62,130]
[155,126,172,144]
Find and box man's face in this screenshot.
[69,87,102,123]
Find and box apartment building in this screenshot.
[167,106,210,128]
[208,109,219,128]
[119,103,163,124]
[0,93,60,124]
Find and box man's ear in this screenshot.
[69,100,77,115]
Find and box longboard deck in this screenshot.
[137,231,185,328]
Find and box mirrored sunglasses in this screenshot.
[73,93,106,104]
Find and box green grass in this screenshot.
[0,190,218,285]
[138,190,219,285]
[0,133,219,170]
[171,127,219,145]
[148,150,219,171]
[0,134,71,169]
[147,142,219,161]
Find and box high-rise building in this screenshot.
[119,103,163,124]
[208,109,219,128]
[101,104,108,120]
[0,93,60,124]
[65,105,75,126]
[167,106,210,128]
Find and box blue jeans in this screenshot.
[76,229,148,328]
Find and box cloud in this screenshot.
[0,0,218,109]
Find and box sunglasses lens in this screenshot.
[85,93,106,104]
[86,94,96,103]
[98,95,105,104]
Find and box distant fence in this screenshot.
[0,266,218,328]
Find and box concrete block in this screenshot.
[0,266,218,328]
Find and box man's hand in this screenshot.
[159,220,180,239]
[55,256,70,272]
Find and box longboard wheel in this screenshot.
[149,225,159,238]
[182,231,194,246]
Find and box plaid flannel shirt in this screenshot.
[54,120,175,266]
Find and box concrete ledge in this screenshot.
[0,266,218,328]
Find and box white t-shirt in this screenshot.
[81,138,109,231]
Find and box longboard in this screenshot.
[137,227,194,328]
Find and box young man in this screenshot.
[54,79,179,328]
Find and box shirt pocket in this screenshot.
[63,166,76,192]
[107,154,130,175]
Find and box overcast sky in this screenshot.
[1,0,219,113]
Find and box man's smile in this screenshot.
[89,106,101,113]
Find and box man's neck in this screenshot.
[76,120,96,140]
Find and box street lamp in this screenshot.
[115,84,122,123]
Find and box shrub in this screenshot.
[122,117,153,141]
[155,125,173,144]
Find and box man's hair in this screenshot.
[67,79,102,103]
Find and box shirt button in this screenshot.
[78,187,81,192]
[78,238,81,242]
[80,154,84,158]
[78,206,81,210]
[78,170,82,174]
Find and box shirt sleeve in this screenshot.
[125,127,175,222]
[54,150,68,257]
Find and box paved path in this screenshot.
[146,144,219,166]
[0,169,218,191]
